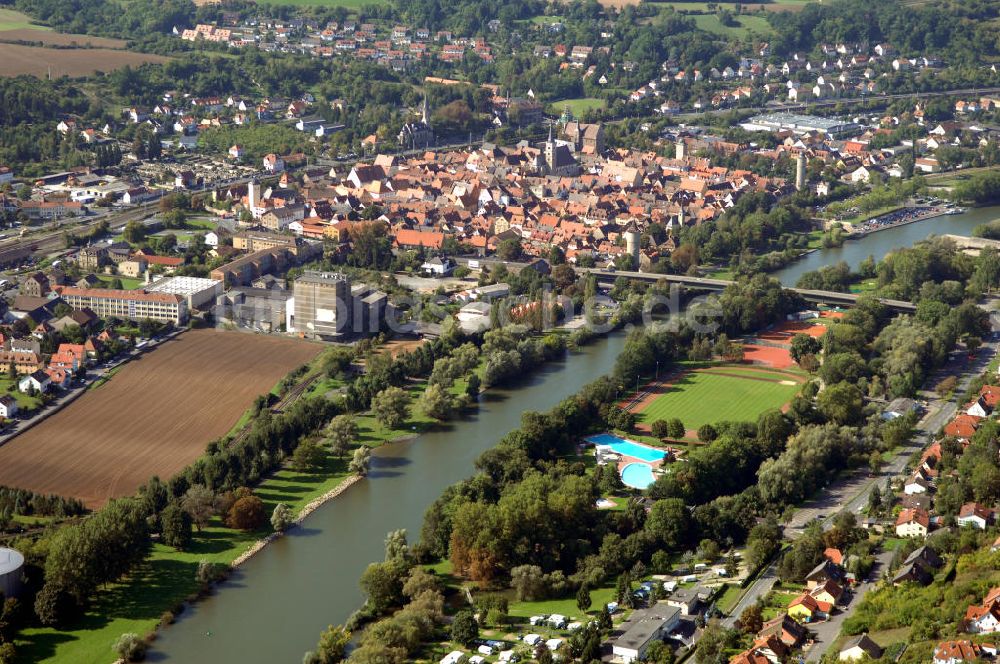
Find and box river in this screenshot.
[772,204,1000,286]
[149,330,628,663]
[150,204,1000,663]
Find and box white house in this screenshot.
[966,605,1000,634]
[263,153,285,173]
[204,231,221,248]
[904,474,931,495]
[957,503,991,530]
[18,370,50,394]
[0,394,18,419]
[421,256,455,276]
[849,166,873,184]
[839,634,883,661]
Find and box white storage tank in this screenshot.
[0,547,25,598]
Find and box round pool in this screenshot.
[621,462,655,490]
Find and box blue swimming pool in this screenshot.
[588,433,666,463]
[621,463,656,490]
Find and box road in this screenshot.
[724,297,1000,651]
[804,549,894,661]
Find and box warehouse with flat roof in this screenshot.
[147,276,223,310]
[741,113,861,138]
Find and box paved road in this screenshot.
[805,549,894,661]
[723,562,778,629]
[724,297,1000,644]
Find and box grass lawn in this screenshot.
[96,274,143,290]
[692,13,773,36]
[0,377,42,410]
[717,584,744,614]
[17,447,354,664]
[507,585,616,619]
[637,367,802,431]
[0,8,51,31]
[550,97,606,116]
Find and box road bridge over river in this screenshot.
[578,268,917,313]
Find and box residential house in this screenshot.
[965,604,1000,634]
[788,593,826,623]
[805,560,845,590]
[957,502,992,530]
[0,395,18,419]
[934,640,984,664]
[895,508,930,538]
[18,370,50,394]
[757,614,806,648]
[839,634,883,661]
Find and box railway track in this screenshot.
[224,372,322,450]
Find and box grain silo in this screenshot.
[0,547,24,598]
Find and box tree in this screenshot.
[697,424,718,442]
[372,386,409,430]
[496,238,522,261]
[789,333,821,364]
[511,565,546,601]
[315,625,351,664]
[936,375,958,398]
[292,439,326,472]
[227,493,266,531]
[576,584,592,614]
[867,484,882,515]
[737,604,763,634]
[271,503,294,532]
[817,383,864,425]
[360,561,404,614]
[350,446,371,476]
[113,633,146,663]
[161,503,193,550]
[668,418,685,439]
[466,373,480,398]
[451,609,479,646]
[326,415,357,458]
[646,498,691,551]
[419,382,455,420]
[181,485,215,531]
[651,420,670,439]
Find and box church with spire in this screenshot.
[536,123,579,176]
[397,97,435,149]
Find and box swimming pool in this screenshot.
[588,433,666,463]
[621,463,656,490]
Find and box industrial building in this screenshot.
[289,272,390,338]
[146,276,223,310]
[0,546,24,598]
[610,603,681,664]
[740,113,861,138]
[292,271,352,338]
[215,287,291,333]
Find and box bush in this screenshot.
[650,420,669,439]
[113,633,147,662]
[697,424,718,442]
[226,494,266,531]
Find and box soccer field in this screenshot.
[636,367,803,432]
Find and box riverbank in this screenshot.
[147,330,630,664]
[844,205,953,238]
[14,328,602,663]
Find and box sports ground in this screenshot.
[630,364,805,435]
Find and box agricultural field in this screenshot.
[0,8,50,31]
[247,0,390,7]
[651,0,813,12]
[633,364,804,434]
[0,329,321,508]
[0,28,126,48]
[0,43,169,77]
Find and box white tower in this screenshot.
[624,222,641,269]
[247,180,260,218]
[675,138,686,161]
[795,152,807,191]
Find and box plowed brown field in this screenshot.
[0,330,321,508]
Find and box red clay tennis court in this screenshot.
[742,344,795,369]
